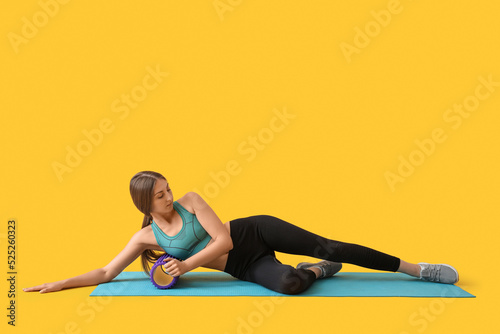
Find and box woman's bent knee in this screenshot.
[276,268,315,295]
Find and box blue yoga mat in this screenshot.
[90,272,475,297]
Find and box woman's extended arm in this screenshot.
[162,192,233,276]
[23,268,109,293]
[24,230,146,293]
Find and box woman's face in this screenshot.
[150,178,173,215]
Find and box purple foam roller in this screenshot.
[150,253,179,289]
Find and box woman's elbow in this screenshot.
[103,268,118,282]
[212,233,233,252]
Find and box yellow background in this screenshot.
[1,0,499,333]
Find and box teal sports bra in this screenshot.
[151,200,212,260]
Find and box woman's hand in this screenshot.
[162,257,189,277]
[23,281,65,294]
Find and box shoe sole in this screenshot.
[419,262,459,284]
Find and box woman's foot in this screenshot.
[418,263,459,284]
[297,261,342,279]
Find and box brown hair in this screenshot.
[129,170,166,276]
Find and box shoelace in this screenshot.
[424,264,441,282]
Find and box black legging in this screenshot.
[223,215,401,295]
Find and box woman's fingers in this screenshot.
[162,258,175,268]
[162,258,180,276]
[23,285,44,292]
[23,282,61,293]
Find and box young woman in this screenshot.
[24,171,459,294]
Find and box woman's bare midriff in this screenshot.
[200,221,231,271]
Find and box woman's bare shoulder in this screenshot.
[176,192,197,214]
[137,225,164,251]
[135,225,151,242]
